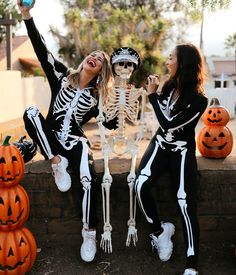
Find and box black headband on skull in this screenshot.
[110,47,141,75]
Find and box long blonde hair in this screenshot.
[67,51,112,103]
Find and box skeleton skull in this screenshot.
[114,61,135,79]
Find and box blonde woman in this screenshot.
[17,0,117,263]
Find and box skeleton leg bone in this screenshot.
[101,175,113,253]
[100,143,113,253]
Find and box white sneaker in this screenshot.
[150,222,175,261]
[183,268,198,275]
[51,155,71,192]
[80,229,97,262]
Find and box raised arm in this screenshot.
[17,0,67,88]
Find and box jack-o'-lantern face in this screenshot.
[197,126,233,158]
[0,185,29,231]
[0,136,24,187]
[202,98,230,126]
[0,227,37,274]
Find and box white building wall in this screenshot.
[0,70,50,123]
[205,87,236,118]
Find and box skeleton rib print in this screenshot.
[53,81,97,144]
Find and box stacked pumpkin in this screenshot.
[0,136,37,274]
[197,98,233,158]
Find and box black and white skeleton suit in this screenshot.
[23,18,117,230]
[135,89,208,269]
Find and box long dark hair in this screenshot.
[161,43,207,112]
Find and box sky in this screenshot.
[16,0,236,58]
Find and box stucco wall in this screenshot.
[0,70,50,123]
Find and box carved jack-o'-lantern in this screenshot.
[0,185,30,231]
[197,126,233,158]
[0,136,24,187]
[202,98,230,126]
[0,227,37,274]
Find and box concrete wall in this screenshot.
[0,70,50,123]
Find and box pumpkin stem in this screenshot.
[210,97,220,106]
[3,136,11,146]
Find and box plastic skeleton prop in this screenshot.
[97,47,145,253]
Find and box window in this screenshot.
[214,80,228,88]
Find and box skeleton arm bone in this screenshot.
[126,89,146,244]
[97,92,113,253]
[135,88,146,144]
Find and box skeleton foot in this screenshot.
[100,230,112,254]
[126,219,138,247]
[126,225,138,247]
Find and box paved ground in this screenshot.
[28,236,235,275]
[27,228,236,275]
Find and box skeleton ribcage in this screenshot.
[105,87,141,123]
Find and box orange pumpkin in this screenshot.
[0,185,30,231]
[0,227,37,275]
[0,136,24,187]
[197,126,233,158]
[202,98,230,126]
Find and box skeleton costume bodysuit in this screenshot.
[135,89,208,269]
[23,18,116,229]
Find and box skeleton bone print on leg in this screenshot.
[53,78,97,150]
[158,127,196,258]
[80,138,92,229]
[26,106,54,159]
[136,134,195,257]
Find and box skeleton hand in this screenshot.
[135,127,144,143]
[96,113,105,124]
[100,224,112,253]
[127,172,136,185]
[126,225,138,247]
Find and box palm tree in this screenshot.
[187,0,231,52]
[225,33,236,74]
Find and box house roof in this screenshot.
[0,35,28,61]
[206,56,236,76]
[19,57,44,75]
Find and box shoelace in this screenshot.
[151,239,159,252]
[52,163,63,175]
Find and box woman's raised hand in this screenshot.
[146,75,160,95]
[17,0,35,20]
